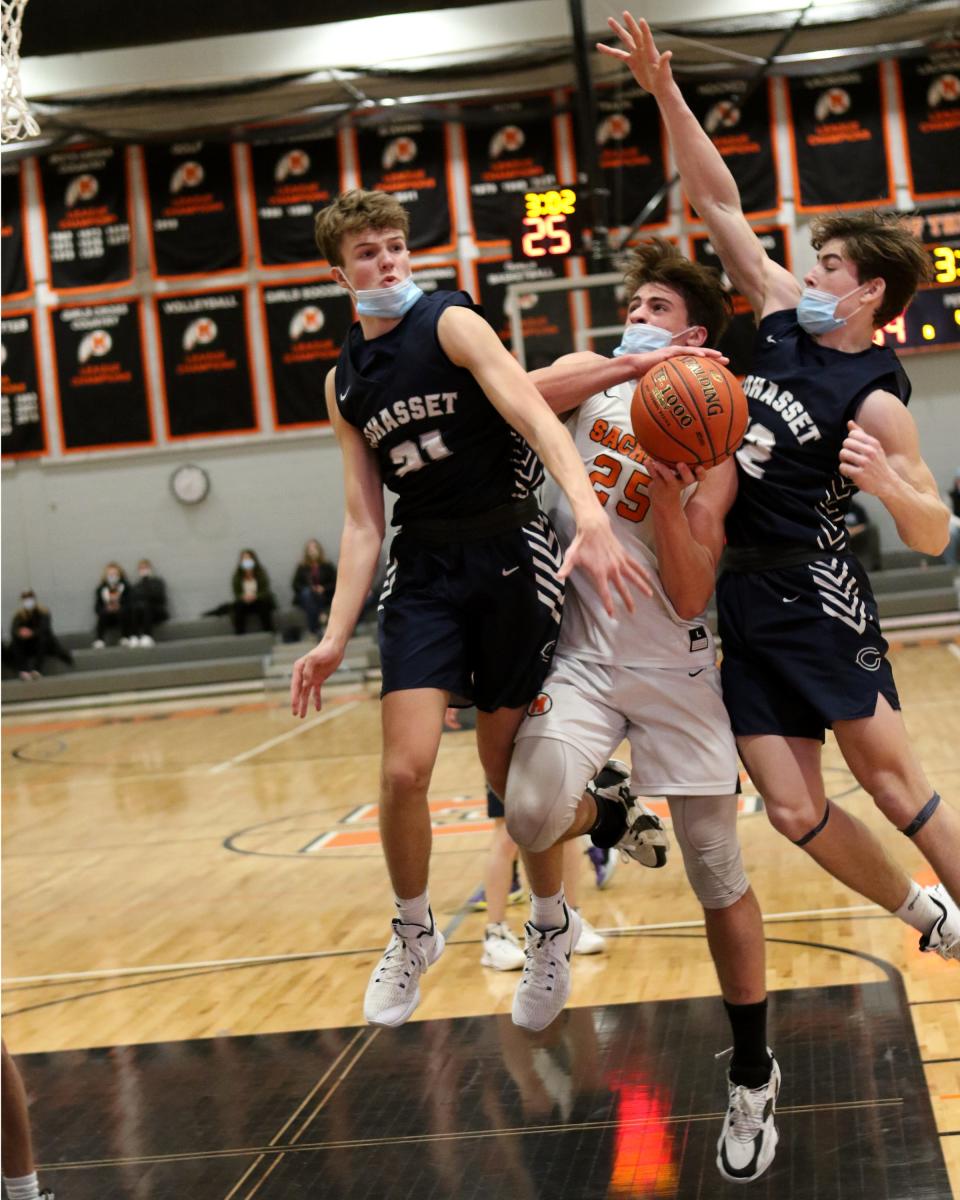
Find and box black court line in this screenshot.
[923,1056,960,1064]
[20,981,949,1200]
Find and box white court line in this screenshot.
[948,642,960,663]
[207,699,363,774]
[2,902,882,986]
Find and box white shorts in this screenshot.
[514,652,738,796]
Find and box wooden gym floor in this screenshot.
[2,640,958,1197]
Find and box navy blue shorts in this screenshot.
[378,512,564,713]
[487,785,505,819]
[718,554,900,743]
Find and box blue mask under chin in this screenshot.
[356,277,424,319]
[613,323,673,356]
[796,283,865,336]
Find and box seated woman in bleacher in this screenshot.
[93,562,134,648]
[130,559,169,647]
[291,539,337,639]
[232,549,275,636]
[9,590,73,680]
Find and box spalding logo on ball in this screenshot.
[631,355,748,468]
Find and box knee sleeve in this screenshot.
[667,795,750,910]
[504,737,595,853]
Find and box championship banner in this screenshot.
[412,261,464,297]
[894,49,960,201]
[144,141,244,279]
[354,120,454,253]
[691,226,792,375]
[2,162,31,300]
[1,311,45,458]
[786,68,894,212]
[249,132,344,268]
[260,282,352,429]
[685,79,779,219]
[464,101,566,246]
[473,258,574,369]
[157,288,257,439]
[38,146,133,293]
[50,299,153,451]
[594,87,669,230]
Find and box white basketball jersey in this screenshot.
[546,382,716,668]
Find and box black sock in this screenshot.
[589,795,627,849]
[724,998,771,1087]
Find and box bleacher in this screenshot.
[2,555,955,708]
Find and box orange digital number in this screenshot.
[521,216,548,257]
[521,213,572,258]
[545,214,571,256]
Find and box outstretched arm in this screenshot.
[599,13,799,318]
[530,344,727,414]
[439,304,654,613]
[291,370,385,717]
[841,395,949,557]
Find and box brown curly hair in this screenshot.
[622,238,733,346]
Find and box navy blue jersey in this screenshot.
[727,308,910,551]
[334,290,543,526]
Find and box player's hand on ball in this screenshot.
[624,343,728,379]
[645,459,703,509]
[599,14,674,99]
[839,420,895,496]
[290,639,344,718]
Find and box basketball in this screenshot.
[631,355,748,468]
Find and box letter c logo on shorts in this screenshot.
[855,647,882,672]
[527,692,553,716]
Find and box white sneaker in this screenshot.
[139,634,155,647]
[120,636,134,647]
[92,639,105,649]
[481,922,526,971]
[716,1053,781,1183]
[574,914,606,955]
[588,759,670,869]
[920,883,960,961]
[363,912,444,1028]
[512,904,582,1032]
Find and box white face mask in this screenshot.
[22,597,36,611]
[613,322,696,357]
[106,572,120,586]
[241,557,255,571]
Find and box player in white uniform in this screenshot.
[505,240,780,1184]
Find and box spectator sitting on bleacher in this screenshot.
[130,559,169,647]
[93,562,134,648]
[845,499,881,572]
[292,539,337,639]
[9,590,73,680]
[232,549,275,636]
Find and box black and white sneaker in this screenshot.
[919,884,960,962]
[716,1053,781,1184]
[588,758,670,869]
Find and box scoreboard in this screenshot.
[509,187,586,261]
[873,209,960,354]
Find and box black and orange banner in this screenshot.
[686,79,779,219]
[691,226,792,375]
[594,87,669,230]
[157,289,257,439]
[464,101,566,246]
[38,146,133,293]
[1,311,45,458]
[895,50,960,201]
[2,162,31,300]
[249,133,344,268]
[786,68,894,212]
[144,142,244,279]
[260,282,351,429]
[354,120,454,254]
[473,257,575,369]
[49,299,153,451]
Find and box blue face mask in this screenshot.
[354,277,423,319]
[796,284,865,336]
[613,322,694,357]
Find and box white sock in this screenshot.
[395,890,431,929]
[894,881,941,934]
[531,887,566,931]
[5,1172,41,1200]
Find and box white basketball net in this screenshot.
[2,0,40,143]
